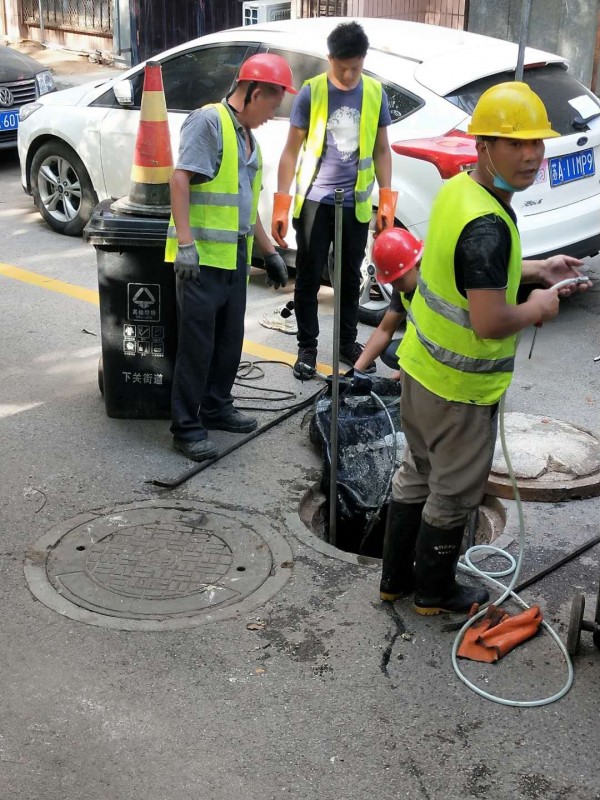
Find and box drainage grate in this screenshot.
[25,500,293,631]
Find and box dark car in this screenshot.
[0,45,56,150]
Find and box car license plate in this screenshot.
[550,148,595,187]
[0,109,19,131]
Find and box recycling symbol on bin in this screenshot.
[127,283,161,322]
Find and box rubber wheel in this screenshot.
[567,593,585,656]
[594,586,600,650]
[30,140,98,236]
[98,356,104,397]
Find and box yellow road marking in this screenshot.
[0,262,100,305]
[0,261,334,373]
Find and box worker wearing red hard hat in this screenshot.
[165,53,297,462]
[354,228,423,375]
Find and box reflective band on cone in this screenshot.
[112,61,174,217]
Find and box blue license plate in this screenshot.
[550,148,595,187]
[0,109,19,131]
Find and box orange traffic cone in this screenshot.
[112,60,173,216]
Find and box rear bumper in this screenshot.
[520,194,600,260]
[531,232,600,261]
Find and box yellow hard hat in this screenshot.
[468,81,559,139]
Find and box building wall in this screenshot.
[467,0,600,91]
[1,0,26,40]
[2,0,111,51]
[346,0,465,29]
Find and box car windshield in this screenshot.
[445,63,600,135]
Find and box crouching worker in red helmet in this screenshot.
[165,54,297,462]
[380,82,589,614]
[353,228,423,377]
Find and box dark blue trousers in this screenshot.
[292,199,369,350]
[170,240,247,442]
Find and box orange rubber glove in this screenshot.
[457,605,510,663]
[458,605,543,663]
[271,192,293,248]
[376,188,398,235]
[477,605,543,661]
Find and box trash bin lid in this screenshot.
[83,199,170,247]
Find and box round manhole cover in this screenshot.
[24,500,293,631]
[487,413,600,501]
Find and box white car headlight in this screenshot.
[20,103,42,122]
[36,70,56,96]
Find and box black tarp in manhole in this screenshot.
[308,376,404,557]
[304,377,509,559]
[24,500,292,630]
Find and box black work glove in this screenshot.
[174,242,200,281]
[344,367,373,395]
[264,252,288,289]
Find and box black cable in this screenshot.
[232,359,301,409]
[513,533,600,593]
[148,387,325,489]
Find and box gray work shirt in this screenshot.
[175,99,259,234]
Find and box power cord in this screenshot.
[233,359,300,409]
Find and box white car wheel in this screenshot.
[31,141,98,236]
[358,264,392,327]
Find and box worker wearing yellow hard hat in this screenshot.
[379,81,590,615]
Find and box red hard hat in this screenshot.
[238,54,297,94]
[372,228,424,283]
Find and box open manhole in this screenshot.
[297,485,509,563]
[24,500,293,631]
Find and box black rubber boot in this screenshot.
[379,500,425,602]
[413,520,489,615]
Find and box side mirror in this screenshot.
[114,80,134,107]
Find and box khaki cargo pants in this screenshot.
[391,373,499,529]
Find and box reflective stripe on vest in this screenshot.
[398,172,522,405]
[165,103,262,269]
[292,73,382,223]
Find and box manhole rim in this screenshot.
[289,491,513,567]
[24,499,293,631]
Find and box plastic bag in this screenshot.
[309,376,405,556]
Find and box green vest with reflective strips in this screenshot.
[165,102,262,269]
[293,73,382,223]
[398,172,522,405]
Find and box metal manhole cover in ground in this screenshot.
[24,500,293,631]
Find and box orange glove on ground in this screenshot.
[271,192,293,248]
[458,605,543,663]
[477,605,543,660]
[457,605,510,663]
[376,188,398,235]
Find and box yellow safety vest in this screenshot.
[293,73,382,223]
[399,172,522,405]
[165,102,262,269]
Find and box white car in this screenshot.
[18,17,600,323]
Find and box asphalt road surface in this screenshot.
[2,147,600,800]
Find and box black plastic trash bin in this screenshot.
[84,199,176,419]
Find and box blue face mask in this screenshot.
[485,143,530,193]
[493,173,527,193]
